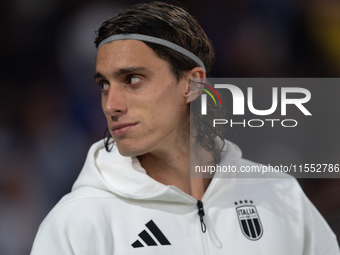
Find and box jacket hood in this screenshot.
[72,139,242,203]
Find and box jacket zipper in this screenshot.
[167,187,211,254]
[197,200,206,233]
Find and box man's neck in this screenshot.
[139,143,213,201]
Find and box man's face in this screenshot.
[95,40,190,157]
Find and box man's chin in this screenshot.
[116,144,146,158]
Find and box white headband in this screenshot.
[98,34,206,72]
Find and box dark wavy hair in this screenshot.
[95,1,225,164]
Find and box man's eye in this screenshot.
[100,83,109,92]
[129,77,141,85]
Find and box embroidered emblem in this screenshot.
[235,200,263,240]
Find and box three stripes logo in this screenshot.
[131,220,171,248]
[235,200,263,241]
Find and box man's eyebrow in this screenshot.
[94,67,151,80]
[114,67,151,77]
[94,72,104,80]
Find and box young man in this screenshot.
[31,2,339,254]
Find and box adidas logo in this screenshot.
[131,220,171,248]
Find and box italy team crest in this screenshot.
[235,200,263,240]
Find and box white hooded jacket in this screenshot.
[31,139,339,255]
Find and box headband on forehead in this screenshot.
[98,34,206,72]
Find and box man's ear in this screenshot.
[184,67,206,104]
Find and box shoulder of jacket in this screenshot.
[36,187,118,235]
[31,186,118,254]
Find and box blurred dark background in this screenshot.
[0,0,340,253]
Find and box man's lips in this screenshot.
[110,123,137,136]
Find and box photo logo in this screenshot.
[196,82,222,115]
[197,81,312,128]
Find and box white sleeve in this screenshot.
[30,199,114,255]
[300,189,340,255]
[324,241,340,255]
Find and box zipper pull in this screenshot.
[197,200,206,233]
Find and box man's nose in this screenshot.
[102,85,127,117]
